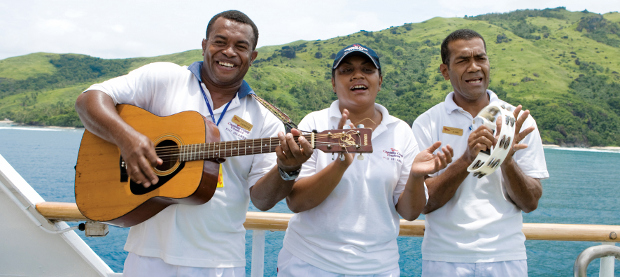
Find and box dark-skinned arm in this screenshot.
[423,123,496,214]
[423,156,470,214]
[501,158,542,213]
[498,105,543,213]
[250,129,313,211]
[283,109,355,213]
[75,90,162,187]
[285,156,351,213]
[396,141,453,220]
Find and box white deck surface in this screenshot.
[0,154,120,277]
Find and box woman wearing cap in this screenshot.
[276,44,453,276]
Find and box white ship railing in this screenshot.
[36,202,620,277]
[574,243,620,277]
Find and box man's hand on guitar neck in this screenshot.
[275,128,313,174]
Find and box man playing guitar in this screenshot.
[75,10,312,277]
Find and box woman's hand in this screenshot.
[335,109,356,166]
[410,141,453,178]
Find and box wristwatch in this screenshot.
[278,166,300,181]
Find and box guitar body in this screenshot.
[75,105,220,227]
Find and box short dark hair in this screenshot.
[206,10,259,50]
[440,29,486,65]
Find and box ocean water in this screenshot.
[0,126,619,276]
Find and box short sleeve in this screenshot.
[514,115,549,179]
[246,110,286,188]
[84,62,180,107]
[393,123,421,205]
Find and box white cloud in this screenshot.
[37,19,77,35]
[63,9,86,19]
[111,25,125,34]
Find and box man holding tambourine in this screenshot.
[412,29,549,277]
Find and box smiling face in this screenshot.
[440,38,490,105]
[201,17,257,92]
[332,54,382,112]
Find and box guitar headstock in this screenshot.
[311,128,373,153]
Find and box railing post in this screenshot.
[574,244,620,277]
[599,242,616,277]
[251,230,265,277]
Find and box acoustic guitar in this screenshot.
[75,104,372,227]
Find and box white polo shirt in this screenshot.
[86,61,284,268]
[282,100,426,274]
[412,90,549,263]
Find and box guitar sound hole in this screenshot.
[155,139,179,172]
[129,139,184,195]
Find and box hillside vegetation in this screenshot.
[0,7,618,147]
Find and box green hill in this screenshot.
[0,7,618,147]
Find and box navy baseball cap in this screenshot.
[332,44,381,70]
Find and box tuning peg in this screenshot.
[357,124,365,160]
[344,119,352,129]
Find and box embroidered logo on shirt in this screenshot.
[226,120,251,140]
[442,126,463,136]
[383,148,403,164]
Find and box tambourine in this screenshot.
[466,104,516,178]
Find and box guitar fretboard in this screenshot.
[178,134,312,161]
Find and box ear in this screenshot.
[439,64,450,80]
[331,77,336,94]
[378,75,383,91]
[202,39,207,56]
[250,50,258,65]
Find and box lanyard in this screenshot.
[198,81,233,126]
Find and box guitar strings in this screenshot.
[151,133,358,152]
[151,135,358,155]
[149,133,359,152]
[151,131,364,161]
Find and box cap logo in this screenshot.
[344,44,367,53]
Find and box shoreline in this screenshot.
[0,120,78,130]
[543,144,620,151]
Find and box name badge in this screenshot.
[442,126,463,136]
[231,115,253,132]
[217,164,224,188]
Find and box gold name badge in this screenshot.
[217,164,224,188]
[231,115,253,131]
[442,126,463,136]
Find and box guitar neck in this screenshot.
[178,134,313,161]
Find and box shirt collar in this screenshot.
[188,61,254,98]
[443,89,499,114]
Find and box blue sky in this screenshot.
[0,0,618,60]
